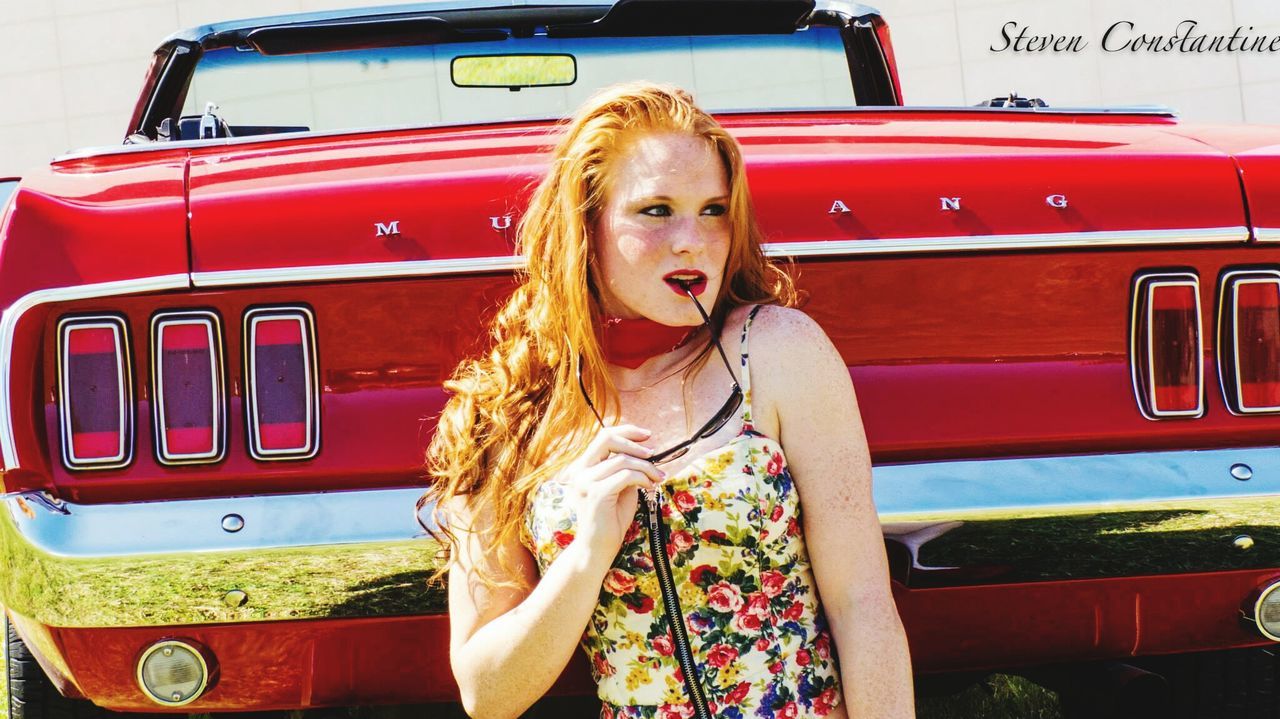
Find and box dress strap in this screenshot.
[737,305,764,433]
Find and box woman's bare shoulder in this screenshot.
[737,304,843,436]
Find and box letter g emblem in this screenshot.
[1046,194,1068,209]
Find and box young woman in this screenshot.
[423,83,914,719]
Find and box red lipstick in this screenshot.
[663,270,708,297]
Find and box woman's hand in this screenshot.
[558,424,663,559]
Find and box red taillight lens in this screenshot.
[57,315,133,469]
[1218,270,1280,414]
[1131,272,1203,419]
[152,311,226,464]
[244,306,319,460]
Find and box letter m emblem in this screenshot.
[375,221,400,237]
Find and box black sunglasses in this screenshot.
[578,283,742,466]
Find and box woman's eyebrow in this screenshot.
[629,194,729,203]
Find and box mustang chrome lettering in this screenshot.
[828,200,852,214]
[489,215,512,231]
[940,197,961,211]
[1046,194,1068,208]
[374,221,400,237]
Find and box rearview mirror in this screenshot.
[451,54,576,89]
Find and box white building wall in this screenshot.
[1,0,1279,177]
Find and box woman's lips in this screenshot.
[664,276,707,297]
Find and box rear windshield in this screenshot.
[180,27,854,135]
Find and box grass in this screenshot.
[917,674,1063,719]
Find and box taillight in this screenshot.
[151,310,226,464]
[1130,272,1204,419]
[57,315,134,469]
[1218,269,1280,414]
[243,306,319,461]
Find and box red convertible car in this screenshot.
[3,1,1280,717]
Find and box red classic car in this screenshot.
[3,1,1280,717]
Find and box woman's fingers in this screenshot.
[588,453,664,485]
[591,468,658,502]
[585,424,653,464]
[573,456,663,498]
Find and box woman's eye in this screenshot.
[641,205,671,217]
[702,204,728,216]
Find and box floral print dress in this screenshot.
[523,305,842,719]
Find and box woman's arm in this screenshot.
[757,306,916,718]
[447,497,611,719]
[447,425,663,719]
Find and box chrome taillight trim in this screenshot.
[150,310,227,465]
[243,305,320,461]
[1129,271,1204,420]
[1216,269,1280,415]
[56,314,134,470]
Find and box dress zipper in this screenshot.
[642,488,712,719]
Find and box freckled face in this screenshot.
[592,132,732,326]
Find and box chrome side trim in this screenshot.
[151,310,227,465]
[56,316,133,470]
[0,274,190,470]
[189,227,1248,289]
[1255,228,1280,242]
[764,227,1246,258]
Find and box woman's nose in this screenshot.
[667,215,702,254]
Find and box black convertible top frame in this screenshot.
[126,0,896,142]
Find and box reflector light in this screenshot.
[151,311,226,464]
[136,639,211,707]
[1217,270,1280,414]
[57,315,133,470]
[1130,272,1203,419]
[244,306,319,460]
[1249,579,1280,642]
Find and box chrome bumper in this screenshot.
[0,486,444,628]
[4,444,1280,628]
[875,444,1280,588]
